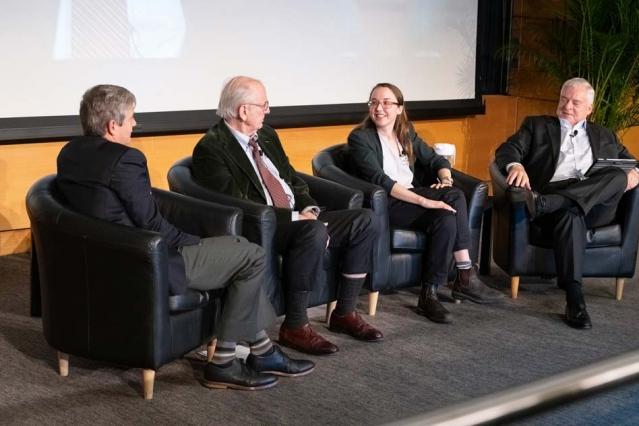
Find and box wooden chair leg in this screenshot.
[207,338,217,362]
[142,369,155,400]
[325,300,337,324]
[58,351,69,377]
[511,276,520,299]
[616,278,625,301]
[368,291,379,316]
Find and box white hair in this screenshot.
[561,78,595,104]
[216,76,263,120]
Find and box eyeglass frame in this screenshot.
[367,99,401,109]
[244,101,270,112]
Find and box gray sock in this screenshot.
[211,340,236,366]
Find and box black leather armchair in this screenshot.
[489,161,639,299]
[27,175,243,399]
[167,156,364,320]
[312,143,488,315]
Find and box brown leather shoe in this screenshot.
[279,323,338,355]
[329,311,384,342]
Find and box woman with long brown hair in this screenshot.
[348,83,503,324]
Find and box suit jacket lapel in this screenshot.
[546,118,561,170]
[586,122,601,160]
[217,123,267,201]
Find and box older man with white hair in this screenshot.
[495,77,639,329]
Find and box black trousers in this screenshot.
[275,208,377,293]
[388,186,470,286]
[535,167,628,288]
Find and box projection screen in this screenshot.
[0,0,482,142]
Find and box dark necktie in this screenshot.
[248,135,290,208]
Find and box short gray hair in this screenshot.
[561,78,595,104]
[80,85,136,136]
[216,76,262,120]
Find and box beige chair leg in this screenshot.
[58,351,69,377]
[207,338,217,362]
[616,278,625,301]
[511,276,520,299]
[142,369,155,400]
[368,291,379,316]
[325,300,337,324]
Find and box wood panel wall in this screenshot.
[2,94,638,255]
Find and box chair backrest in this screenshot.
[312,143,356,176]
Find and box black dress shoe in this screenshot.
[203,359,278,390]
[565,303,592,329]
[417,284,452,324]
[246,346,315,377]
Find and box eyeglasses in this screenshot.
[367,100,400,109]
[245,101,270,112]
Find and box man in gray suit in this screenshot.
[495,77,639,329]
[57,84,314,391]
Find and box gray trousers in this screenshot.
[179,236,276,342]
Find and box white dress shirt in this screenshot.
[550,119,593,182]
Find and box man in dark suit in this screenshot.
[192,76,383,355]
[495,77,639,329]
[57,84,314,391]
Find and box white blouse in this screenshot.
[378,132,414,189]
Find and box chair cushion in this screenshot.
[391,228,427,253]
[168,289,210,313]
[530,223,622,248]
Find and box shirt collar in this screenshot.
[224,120,255,149]
[559,118,587,132]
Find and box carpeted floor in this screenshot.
[1,253,638,425]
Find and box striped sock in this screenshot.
[211,340,236,366]
[456,260,472,270]
[249,330,273,356]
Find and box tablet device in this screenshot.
[586,158,638,176]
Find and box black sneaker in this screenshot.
[203,359,278,390]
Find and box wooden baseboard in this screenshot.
[0,229,31,255]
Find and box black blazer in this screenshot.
[347,126,451,193]
[495,115,635,190]
[192,121,316,223]
[56,136,200,294]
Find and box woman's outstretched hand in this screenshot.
[419,197,456,213]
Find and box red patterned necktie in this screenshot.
[248,135,290,208]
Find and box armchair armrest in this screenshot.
[81,225,174,367]
[489,161,532,215]
[312,164,388,214]
[153,188,242,238]
[620,187,639,237]
[452,169,488,209]
[298,172,363,210]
